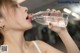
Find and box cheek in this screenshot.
[5,18,17,29]
[16,11,25,20]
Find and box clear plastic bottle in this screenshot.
[32,11,69,27]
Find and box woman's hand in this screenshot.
[47,9,80,53]
[47,9,67,34]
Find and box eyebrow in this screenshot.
[12,1,18,5]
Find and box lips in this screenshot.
[26,14,33,21]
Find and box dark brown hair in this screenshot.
[0,0,18,45]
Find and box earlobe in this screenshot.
[0,18,6,31]
[0,18,5,27]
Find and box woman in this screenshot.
[0,0,79,53]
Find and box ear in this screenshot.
[0,18,5,27]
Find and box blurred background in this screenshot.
[11,0,80,52]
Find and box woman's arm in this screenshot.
[36,9,79,53]
[57,28,80,53]
[36,29,79,53]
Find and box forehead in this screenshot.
[1,0,18,7]
[1,0,19,11]
[1,0,19,17]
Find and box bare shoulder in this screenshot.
[35,40,64,53]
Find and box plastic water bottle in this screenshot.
[32,11,69,27]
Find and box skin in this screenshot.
[0,1,79,53]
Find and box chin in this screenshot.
[26,24,33,30]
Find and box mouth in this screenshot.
[26,16,29,19]
[26,14,32,21]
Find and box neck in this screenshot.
[2,30,27,48]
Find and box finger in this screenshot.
[46,8,51,16]
[58,15,64,20]
[42,9,50,16]
[56,10,61,13]
[46,8,51,12]
[53,10,61,16]
[50,9,62,16]
[48,23,53,29]
[51,9,57,16]
[48,23,59,30]
[50,9,56,16]
[56,10,62,16]
[52,16,59,22]
[51,9,56,12]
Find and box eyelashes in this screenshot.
[13,4,19,8]
[10,1,19,8]
[11,2,19,8]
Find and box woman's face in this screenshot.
[2,3,32,31]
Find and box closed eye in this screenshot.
[12,1,19,8]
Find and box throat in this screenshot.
[2,30,26,48]
[1,29,30,53]
[3,35,26,48]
